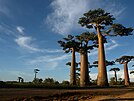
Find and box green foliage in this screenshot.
[61,81,70,86]
[33,78,43,84]
[79,8,133,37]
[58,35,80,53]
[79,8,115,29]
[92,60,115,67]
[44,78,59,85]
[109,68,120,72]
[116,56,134,64]
[76,32,98,54]
[109,77,116,85]
[130,71,134,74]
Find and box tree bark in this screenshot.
[70,48,76,85]
[80,52,89,87]
[97,26,109,87]
[124,62,130,86]
[114,71,117,83]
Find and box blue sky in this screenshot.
[0,0,134,82]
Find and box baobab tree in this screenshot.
[76,32,97,87]
[130,71,134,75]
[130,65,134,75]
[116,56,134,86]
[79,8,133,86]
[58,35,79,85]
[66,61,79,85]
[34,68,40,79]
[109,68,120,84]
[18,77,23,83]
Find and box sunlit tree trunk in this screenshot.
[114,71,117,83]
[97,26,109,87]
[80,52,89,87]
[124,62,130,86]
[70,48,76,85]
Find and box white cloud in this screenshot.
[46,0,89,35]
[0,0,11,17]
[29,54,71,64]
[15,36,43,52]
[88,39,119,56]
[28,54,71,70]
[106,39,119,50]
[46,0,125,35]
[15,36,63,53]
[16,26,25,35]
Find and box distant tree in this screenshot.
[66,61,79,85]
[58,35,79,85]
[34,69,40,79]
[79,8,133,87]
[109,68,120,83]
[33,78,43,83]
[109,77,115,85]
[44,78,59,85]
[93,60,115,67]
[130,71,134,75]
[18,77,24,83]
[61,80,70,86]
[116,56,134,86]
[118,78,123,82]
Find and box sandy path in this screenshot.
[0,87,134,101]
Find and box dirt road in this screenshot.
[0,87,134,101]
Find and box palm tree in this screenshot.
[109,68,120,83]
[79,8,133,87]
[76,32,97,87]
[34,68,40,79]
[58,35,79,85]
[116,56,134,86]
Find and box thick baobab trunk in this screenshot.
[34,73,36,79]
[124,62,130,86]
[80,53,89,87]
[70,48,76,85]
[114,71,117,83]
[97,27,109,87]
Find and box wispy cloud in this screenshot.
[89,39,120,56]
[15,36,43,53]
[0,0,11,17]
[106,39,120,50]
[28,54,71,70]
[29,54,71,64]
[46,0,89,35]
[46,0,126,35]
[16,26,25,35]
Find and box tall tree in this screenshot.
[34,69,40,80]
[116,56,134,86]
[79,8,133,86]
[76,32,97,87]
[18,77,23,83]
[130,71,134,75]
[109,68,120,83]
[58,35,79,85]
[66,61,79,85]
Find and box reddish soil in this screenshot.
[0,87,134,101]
